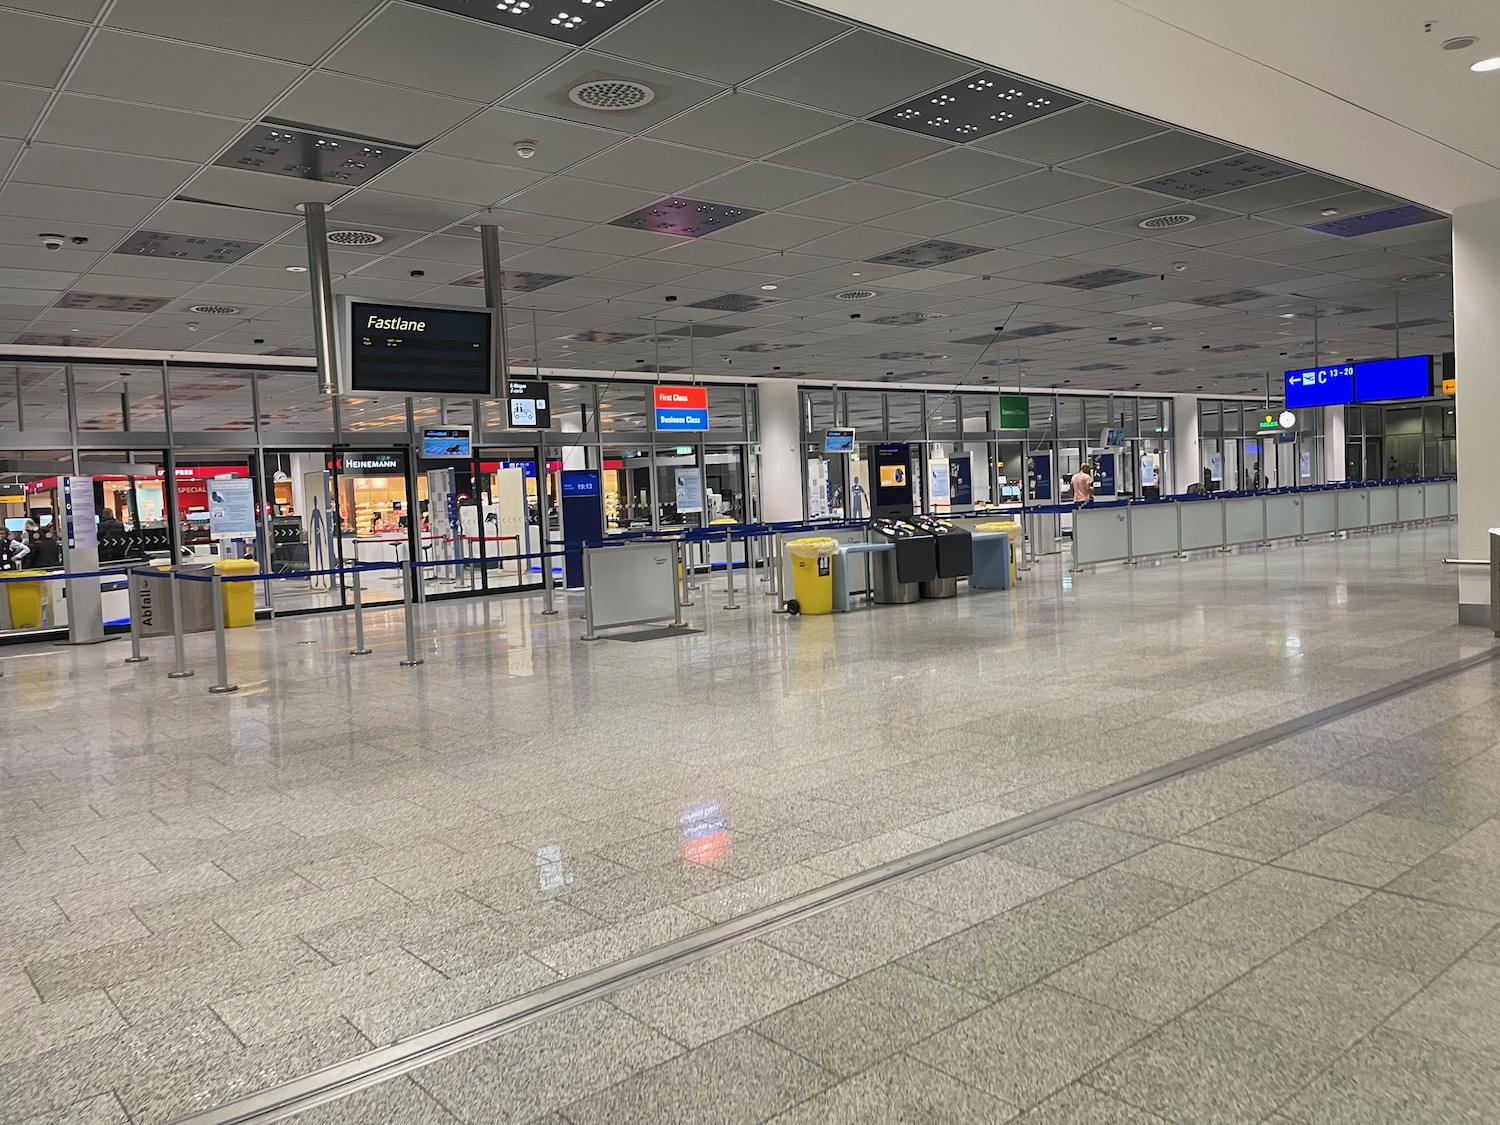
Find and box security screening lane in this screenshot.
[1,523,1498,1123]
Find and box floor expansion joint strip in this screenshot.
[172,643,1500,1125]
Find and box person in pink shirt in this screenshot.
[1070,464,1094,506]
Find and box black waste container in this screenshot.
[867,518,936,604]
[910,517,973,598]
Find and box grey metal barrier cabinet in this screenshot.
[582,541,683,640]
[969,532,1013,590]
[135,563,216,637]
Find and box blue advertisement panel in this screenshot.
[1354,355,1432,402]
[560,470,603,589]
[1285,363,1355,408]
[1094,453,1117,497]
[1027,452,1052,502]
[949,455,972,507]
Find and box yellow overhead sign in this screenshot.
[1443,378,1457,396]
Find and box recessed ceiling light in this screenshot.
[1320,208,1340,216]
[1150,325,1163,331]
[1471,56,1500,71]
[760,284,778,291]
[1279,312,1297,318]
[286,265,308,272]
[1443,36,1480,51]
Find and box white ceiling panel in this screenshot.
[869,147,1037,196]
[327,5,569,103]
[0,82,49,141]
[795,226,911,260]
[784,182,928,223]
[179,167,347,213]
[104,0,378,65]
[1032,187,1172,226]
[748,29,973,116]
[1063,132,1240,183]
[429,108,625,172]
[69,31,302,118]
[693,163,841,209]
[714,212,844,250]
[505,178,660,222]
[270,73,482,147]
[0,10,88,89]
[14,146,199,200]
[326,190,477,233]
[0,183,158,228]
[368,152,545,205]
[567,139,745,193]
[643,239,766,267]
[655,97,845,169]
[963,169,1106,212]
[975,103,1165,164]
[871,200,1004,237]
[594,0,846,84]
[772,123,948,179]
[548,225,683,256]
[35,95,246,162]
[149,199,298,241]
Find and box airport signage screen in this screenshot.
[1353,355,1432,402]
[823,428,855,454]
[339,297,494,397]
[653,385,709,431]
[1284,363,1355,408]
[506,379,552,429]
[421,426,472,459]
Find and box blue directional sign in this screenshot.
[1353,355,1432,402]
[1284,363,1355,408]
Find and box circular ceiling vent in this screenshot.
[1399,271,1448,283]
[326,230,384,247]
[835,290,878,301]
[1138,213,1198,230]
[1442,36,1480,50]
[569,80,655,111]
[187,304,241,315]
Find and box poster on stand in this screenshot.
[674,468,704,514]
[929,460,951,511]
[949,455,972,508]
[1027,453,1052,502]
[63,476,97,549]
[208,478,257,538]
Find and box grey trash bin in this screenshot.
[136,563,216,637]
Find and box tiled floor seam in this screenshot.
[153,644,1500,1125]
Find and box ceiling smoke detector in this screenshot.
[835,290,878,301]
[326,230,384,246]
[1399,270,1448,283]
[1442,36,1480,50]
[569,80,655,111]
[1137,213,1198,230]
[187,304,241,315]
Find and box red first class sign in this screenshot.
[653,385,707,410]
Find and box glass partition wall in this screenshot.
[800,387,1175,515]
[1200,399,1326,492]
[0,359,758,621]
[1345,398,1455,481]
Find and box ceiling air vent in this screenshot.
[1138,213,1197,230]
[1398,271,1448,283]
[836,290,878,301]
[187,304,242,315]
[327,229,383,247]
[569,80,655,111]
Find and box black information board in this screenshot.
[343,299,493,396]
[506,379,552,429]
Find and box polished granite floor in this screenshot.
[2,523,1497,1123]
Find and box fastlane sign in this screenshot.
[653,385,709,431]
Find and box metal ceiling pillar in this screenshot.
[300,202,337,397]
[478,223,510,393]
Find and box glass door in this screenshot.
[329,448,412,606]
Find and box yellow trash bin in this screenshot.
[214,558,259,628]
[785,537,839,616]
[5,570,52,628]
[977,520,1023,584]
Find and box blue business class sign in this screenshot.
[1284,363,1355,408]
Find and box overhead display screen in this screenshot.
[824,428,855,454]
[340,298,494,397]
[871,443,914,516]
[1284,363,1355,408]
[421,426,471,459]
[1353,355,1432,402]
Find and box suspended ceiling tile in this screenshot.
[0,9,87,88]
[0,183,159,228]
[407,0,655,48]
[871,199,1004,237]
[430,108,624,172]
[588,259,706,285]
[692,163,840,209]
[1032,187,1172,226]
[89,255,224,282]
[327,5,569,103]
[1010,228,1138,257]
[873,71,1079,145]
[36,96,246,163]
[954,213,1070,247]
[772,122,949,179]
[546,223,672,257]
[502,52,725,133]
[747,30,973,117]
[643,239,765,266]
[270,72,482,147]
[784,182,931,225]
[973,103,1165,164]
[365,152,545,205]
[647,92,843,159]
[504,246,630,276]
[1063,131,1238,185]
[104,0,377,64]
[961,168,1105,212]
[568,139,745,193]
[0,267,86,292]
[14,146,199,200]
[803,226,919,260]
[5,0,105,18]
[870,147,1036,196]
[0,82,49,142]
[1155,216,1287,248]
[506,177,660,222]
[714,212,844,250]
[69,30,302,118]
[147,200,299,242]
[326,190,477,233]
[180,166,347,213]
[593,0,846,84]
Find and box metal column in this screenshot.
[300,201,338,397]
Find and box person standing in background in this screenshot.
[1070,464,1094,506]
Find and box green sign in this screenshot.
[1256,414,1280,430]
[998,395,1030,430]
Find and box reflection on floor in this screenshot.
[2,524,1497,1124]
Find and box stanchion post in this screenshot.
[542,548,557,615]
[124,569,149,664]
[167,570,194,679]
[673,542,685,627]
[723,528,740,610]
[679,536,694,607]
[400,563,424,667]
[349,565,371,656]
[207,573,238,694]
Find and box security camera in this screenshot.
[515,139,538,160]
[71,236,88,246]
[39,233,64,251]
[1173,262,1188,272]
